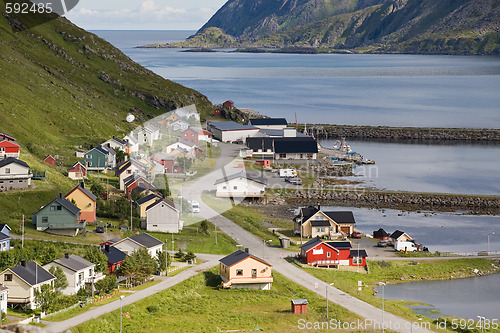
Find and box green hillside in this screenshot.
[181,0,500,54]
[0,3,214,160]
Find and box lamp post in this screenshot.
[326,282,334,318]
[165,239,168,276]
[488,232,495,254]
[379,282,386,333]
[129,199,133,232]
[477,316,485,333]
[119,295,124,333]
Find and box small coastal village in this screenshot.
[1,101,499,333]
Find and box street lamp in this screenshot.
[379,282,386,333]
[165,239,168,276]
[326,282,334,318]
[129,199,134,232]
[488,232,495,254]
[119,295,124,333]
[477,316,485,333]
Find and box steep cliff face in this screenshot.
[194,0,500,54]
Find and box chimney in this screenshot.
[59,192,62,198]
[105,244,110,252]
[21,260,26,267]
[65,253,69,259]
[317,203,321,211]
[244,248,249,254]
[80,181,85,188]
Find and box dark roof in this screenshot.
[249,118,288,126]
[299,236,323,251]
[324,211,356,224]
[101,246,126,264]
[0,224,11,232]
[53,255,94,272]
[129,233,163,248]
[145,198,177,212]
[274,137,318,154]
[310,220,332,227]
[0,232,9,241]
[208,121,258,131]
[214,172,267,186]
[390,230,405,239]
[10,261,55,286]
[66,183,97,201]
[109,137,128,145]
[373,228,390,238]
[0,157,29,169]
[35,195,80,216]
[116,161,131,176]
[349,249,368,258]
[0,132,16,141]
[326,241,352,249]
[219,250,271,267]
[136,193,161,205]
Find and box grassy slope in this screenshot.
[73,268,363,333]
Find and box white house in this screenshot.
[43,254,102,295]
[137,125,161,146]
[113,233,163,258]
[145,198,182,233]
[214,172,267,198]
[0,286,8,316]
[165,140,198,158]
[0,224,12,252]
[123,134,139,154]
[207,121,260,143]
[170,119,191,132]
[103,137,130,154]
[0,261,55,309]
[0,157,32,191]
[174,106,200,122]
[116,160,147,191]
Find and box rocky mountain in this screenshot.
[194,0,500,54]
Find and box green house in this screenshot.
[32,194,85,236]
[84,146,108,171]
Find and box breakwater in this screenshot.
[280,190,500,214]
[300,125,500,142]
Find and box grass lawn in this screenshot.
[293,258,500,332]
[73,267,364,333]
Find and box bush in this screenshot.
[146,305,159,313]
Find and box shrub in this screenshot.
[146,305,159,313]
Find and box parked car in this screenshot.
[350,231,362,238]
[376,241,388,247]
[191,200,200,213]
[96,226,104,233]
[287,177,302,185]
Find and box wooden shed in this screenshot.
[256,160,271,167]
[291,299,308,314]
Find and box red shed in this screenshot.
[291,299,308,314]
[349,249,368,266]
[256,160,270,167]
[213,108,222,116]
[373,228,390,240]
[223,100,235,109]
[44,155,56,166]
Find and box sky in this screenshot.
[64,0,228,30]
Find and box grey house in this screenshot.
[145,198,182,233]
[32,194,84,236]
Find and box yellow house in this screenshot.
[294,206,355,239]
[0,261,55,309]
[219,250,273,290]
[65,183,97,223]
[136,193,161,220]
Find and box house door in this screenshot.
[252,269,257,278]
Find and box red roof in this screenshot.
[0,140,20,148]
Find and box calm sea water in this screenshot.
[93,30,500,128]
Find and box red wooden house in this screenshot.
[0,140,20,159]
[124,175,154,199]
[100,244,126,274]
[44,155,56,166]
[373,228,390,241]
[213,108,222,116]
[300,236,367,267]
[67,162,87,180]
[223,100,235,109]
[181,128,199,145]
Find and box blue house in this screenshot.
[32,194,84,237]
[0,224,11,251]
[84,146,110,171]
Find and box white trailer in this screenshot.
[278,169,297,178]
[394,241,418,252]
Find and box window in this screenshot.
[4,274,12,281]
[315,215,323,220]
[222,186,227,190]
[50,206,56,211]
[279,154,286,159]
[42,217,48,223]
[353,257,362,265]
[78,272,84,282]
[56,206,62,211]
[236,269,243,276]
[233,186,237,190]
[316,227,325,233]
[327,252,331,258]
[5,168,10,174]
[252,269,257,278]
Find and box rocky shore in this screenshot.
[302,125,500,142]
[264,190,500,214]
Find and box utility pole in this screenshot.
[130,199,133,232]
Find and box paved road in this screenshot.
[43,254,222,333]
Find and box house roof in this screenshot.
[0,157,29,169]
[373,228,390,237]
[274,137,318,154]
[326,241,352,249]
[249,118,288,126]
[53,254,94,272]
[101,144,116,155]
[310,221,332,227]
[9,261,55,286]
[291,299,308,305]
[101,246,126,264]
[214,172,267,186]
[145,198,177,212]
[136,193,161,206]
[208,121,258,132]
[66,183,97,202]
[295,207,355,225]
[0,232,9,241]
[0,223,11,233]
[68,161,86,171]
[299,236,323,251]
[0,140,20,147]
[219,250,271,268]
[107,137,128,146]
[44,155,56,161]
[35,195,81,216]
[0,131,16,141]
[390,230,408,239]
[349,249,368,258]
[91,146,108,156]
[128,233,163,248]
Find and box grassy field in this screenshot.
[73,267,364,333]
[294,258,500,332]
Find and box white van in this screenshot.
[279,168,297,178]
[394,241,418,252]
[191,200,200,213]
